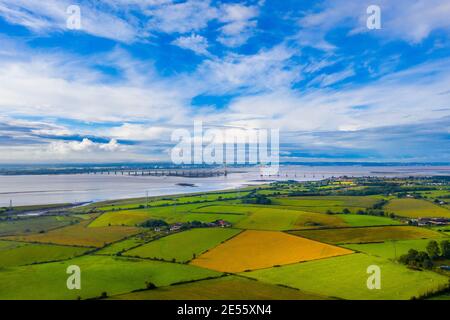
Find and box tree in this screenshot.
[145,281,156,290]
[342,208,350,214]
[426,240,441,259]
[440,240,450,259]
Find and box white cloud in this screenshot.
[296,0,450,49]
[145,0,218,34]
[48,138,121,154]
[108,123,170,141]
[172,34,209,55]
[0,0,139,42]
[217,3,259,47]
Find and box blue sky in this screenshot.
[0,0,449,163]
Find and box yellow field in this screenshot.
[5,221,141,247]
[190,230,353,272]
[89,209,152,227]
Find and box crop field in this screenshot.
[89,209,153,227]
[245,253,449,300]
[0,215,79,236]
[343,239,445,260]
[0,241,88,267]
[0,255,221,300]
[5,221,142,247]
[124,228,241,262]
[338,214,400,227]
[385,199,450,218]
[291,226,444,244]
[111,276,329,300]
[190,230,353,272]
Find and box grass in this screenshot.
[385,198,450,218]
[343,239,444,260]
[110,275,330,300]
[0,255,221,300]
[338,214,400,227]
[5,220,142,247]
[291,226,444,244]
[124,228,241,263]
[190,230,353,273]
[245,253,449,300]
[0,241,88,267]
[0,215,79,237]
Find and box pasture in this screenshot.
[89,209,152,227]
[0,255,221,300]
[0,241,88,267]
[385,199,450,218]
[0,215,79,237]
[343,239,444,260]
[338,214,400,227]
[190,230,352,272]
[111,276,329,300]
[124,228,241,262]
[291,226,444,244]
[245,253,449,300]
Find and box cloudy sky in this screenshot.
[0,0,449,163]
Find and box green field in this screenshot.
[0,241,89,267]
[125,228,241,262]
[0,255,221,300]
[291,226,444,244]
[245,253,449,300]
[386,199,450,218]
[111,276,329,300]
[343,239,444,260]
[338,214,400,227]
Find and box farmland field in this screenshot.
[124,228,241,262]
[343,239,444,260]
[190,230,352,272]
[0,255,221,300]
[0,215,79,236]
[338,214,400,227]
[291,226,444,244]
[245,253,449,300]
[89,209,152,227]
[111,276,330,300]
[385,199,450,218]
[0,241,88,267]
[5,221,142,247]
[1,176,450,300]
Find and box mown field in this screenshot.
[124,228,241,263]
[5,220,142,247]
[0,255,221,300]
[291,226,444,244]
[0,215,80,236]
[111,275,329,300]
[245,253,449,300]
[190,230,352,272]
[385,198,450,218]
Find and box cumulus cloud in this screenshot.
[172,34,209,55]
[48,138,121,154]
